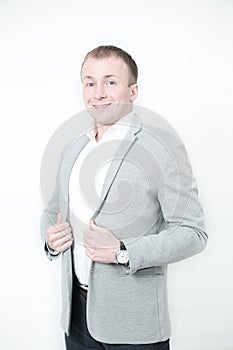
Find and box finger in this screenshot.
[56,222,70,231]
[49,227,72,244]
[85,247,106,263]
[55,239,73,253]
[85,245,96,260]
[84,244,94,252]
[48,221,69,233]
[84,228,95,239]
[59,226,72,238]
[52,234,73,250]
[83,234,93,245]
[55,235,73,249]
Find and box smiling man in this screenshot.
[41,45,208,350]
[81,48,138,139]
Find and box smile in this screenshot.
[92,103,111,110]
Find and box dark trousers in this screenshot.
[65,276,170,350]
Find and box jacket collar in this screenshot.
[60,112,142,220]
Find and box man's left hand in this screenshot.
[84,220,120,264]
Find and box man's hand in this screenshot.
[46,213,73,253]
[84,220,120,264]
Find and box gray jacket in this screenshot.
[40,113,207,344]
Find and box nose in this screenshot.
[94,83,107,100]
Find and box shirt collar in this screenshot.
[86,110,135,142]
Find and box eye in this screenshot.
[86,82,94,87]
[106,80,116,86]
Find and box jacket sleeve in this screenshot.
[122,138,208,275]
[40,167,61,261]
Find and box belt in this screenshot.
[78,285,88,298]
[73,273,88,297]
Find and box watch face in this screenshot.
[116,250,129,264]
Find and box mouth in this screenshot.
[92,103,111,110]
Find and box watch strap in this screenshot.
[117,241,129,266]
[120,241,127,250]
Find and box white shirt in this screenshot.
[68,114,132,289]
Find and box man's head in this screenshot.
[81,45,138,124]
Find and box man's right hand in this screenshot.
[46,213,73,253]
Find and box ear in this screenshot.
[130,84,138,102]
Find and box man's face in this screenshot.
[81,56,138,124]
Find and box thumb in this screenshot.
[89,219,103,233]
[57,212,62,225]
[90,219,97,229]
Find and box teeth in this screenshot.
[94,104,110,108]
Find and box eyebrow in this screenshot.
[82,74,119,81]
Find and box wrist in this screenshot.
[46,241,59,256]
[115,240,129,265]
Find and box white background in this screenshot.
[0,1,233,349]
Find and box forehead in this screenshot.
[81,56,129,80]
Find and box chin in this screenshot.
[87,103,132,125]
[89,111,118,125]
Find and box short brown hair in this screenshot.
[81,45,138,86]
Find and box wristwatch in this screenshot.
[115,241,129,265]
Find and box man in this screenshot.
[41,45,208,349]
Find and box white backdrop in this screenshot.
[0,1,233,349]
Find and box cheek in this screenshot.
[83,89,92,103]
[118,89,131,102]
[112,88,130,102]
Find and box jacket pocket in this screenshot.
[121,265,165,276]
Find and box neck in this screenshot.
[94,107,134,142]
[94,123,113,142]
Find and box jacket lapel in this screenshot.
[92,113,142,219]
[60,134,90,205]
[60,113,142,220]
